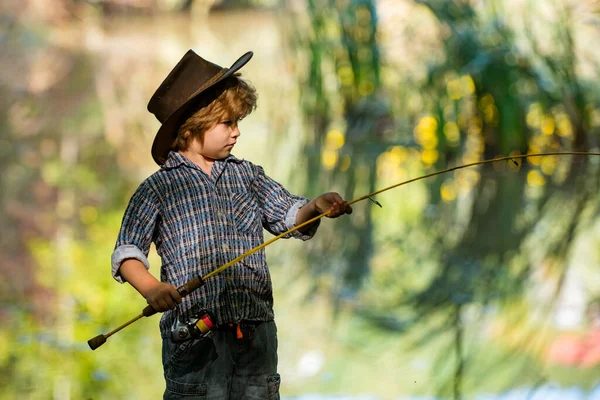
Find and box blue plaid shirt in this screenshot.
[111,151,318,338]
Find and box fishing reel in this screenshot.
[171,310,215,343]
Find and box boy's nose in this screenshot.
[232,126,241,138]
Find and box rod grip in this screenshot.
[177,276,205,297]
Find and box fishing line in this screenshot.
[88,151,599,350]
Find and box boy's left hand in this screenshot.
[314,192,353,218]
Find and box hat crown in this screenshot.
[148,50,225,123]
[149,50,253,165]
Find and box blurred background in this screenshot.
[1,0,600,399]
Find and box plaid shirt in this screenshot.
[111,151,318,338]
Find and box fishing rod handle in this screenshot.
[141,275,206,317]
[177,275,205,297]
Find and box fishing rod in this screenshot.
[88,151,599,350]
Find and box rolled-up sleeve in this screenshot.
[111,181,160,283]
[253,165,320,240]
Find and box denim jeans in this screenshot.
[162,320,281,399]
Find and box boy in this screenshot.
[110,50,352,399]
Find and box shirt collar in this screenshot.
[161,151,243,171]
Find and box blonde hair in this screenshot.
[172,75,257,152]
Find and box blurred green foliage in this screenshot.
[0,6,162,398]
[292,0,600,398]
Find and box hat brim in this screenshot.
[151,51,253,165]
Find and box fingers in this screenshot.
[343,202,353,215]
[327,198,352,218]
[149,297,171,312]
[326,192,351,217]
[147,284,182,312]
[165,296,177,310]
[170,285,183,304]
[159,298,172,311]
[148,299,164,312]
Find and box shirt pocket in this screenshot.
[230,190,261,234]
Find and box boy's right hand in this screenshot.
[144,282,182,312]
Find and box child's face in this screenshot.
[195,119,241,161]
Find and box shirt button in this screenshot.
[217,211,222,217]
[222,243,229,251]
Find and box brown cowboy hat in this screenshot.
[147,50,253,165]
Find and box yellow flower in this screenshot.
[421,149,439,165]
[527,170,546,187]
[325,129,345,150]
[322,149,338,170]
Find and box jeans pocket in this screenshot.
[165,377,207,398]
[166,339,193,367]
[267,373,281,400]
[163,339,214,398]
